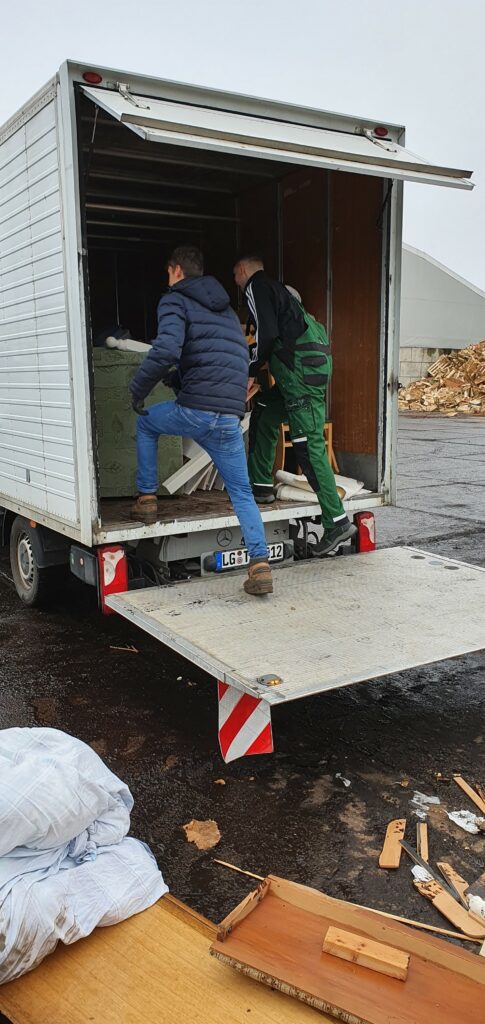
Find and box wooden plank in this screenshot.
[453,774,485,815]
[0,894,324,1024]
[416,822,429,862]
[268,876,485,984]
[436,863,470,901]
[322,926,410,981]
[378,819,406,869]
[217,880,270,941]
[211,878,485,1024]
[413,879,485,938]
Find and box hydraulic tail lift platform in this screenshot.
[107,547,485,761]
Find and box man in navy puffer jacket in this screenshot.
[129,245,272,596]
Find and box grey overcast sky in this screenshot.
[2,0,484,288]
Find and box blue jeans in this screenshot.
[136,401,269,561]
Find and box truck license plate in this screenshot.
[215,542,284,572]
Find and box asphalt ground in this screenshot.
[0,414,484,945]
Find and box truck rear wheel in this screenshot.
[9,518,62,607]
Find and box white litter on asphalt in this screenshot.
[447,809,485,834]
[410,791,440,817]
[335,773,351,788]
[468,895,485,921]
[411,865,433,883]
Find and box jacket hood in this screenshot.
[172,275,230,312]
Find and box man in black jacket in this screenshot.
[129,246,272,596]
[233,255,356,556]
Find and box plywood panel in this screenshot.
[0,895,327,1024]
[211,877,485,1024]
[330,172,383,456]
[281,168,328,324]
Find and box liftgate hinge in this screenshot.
[115,83,150,110]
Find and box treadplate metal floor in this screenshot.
[107,547,485,704]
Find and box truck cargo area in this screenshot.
[106,547,485,703]
[77,87,388,539]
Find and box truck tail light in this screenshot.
[97,545,128,614]
[353,511,376,552]
[82,71,103,85]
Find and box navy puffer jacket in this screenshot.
[129,276,249,417]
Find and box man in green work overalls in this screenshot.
[233,256,356,556]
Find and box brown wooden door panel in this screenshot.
[330,172,383,456]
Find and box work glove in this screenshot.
[132,397,148,416]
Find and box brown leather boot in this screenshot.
[130,494,159,524]
[243,559,273,596]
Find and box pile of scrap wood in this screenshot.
[399,339,485,414]
[377,773,485,943]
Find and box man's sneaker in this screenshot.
[130,494,159,524]
[252,485,276,505]
[244,559,274,596]
[313,517,357,557]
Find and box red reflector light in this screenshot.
[82,71,103,85]
[374,126,389,138]
[353,512,376,553]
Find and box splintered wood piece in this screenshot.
[413,879,485,938]
[217,880,269,941]
[322,926,409,981]
[437,863,469,901]
[379,819,406,868]
[416,822,429,862]
[453,774,485,815]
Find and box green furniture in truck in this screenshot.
[93,349,183,498]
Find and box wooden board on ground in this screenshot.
[210,875,485,1024]
[0,893,330,1024]
[413,879,485,938]
[378,819,406,869]
[437,863,469,901]
[453,774,485,815]
[416,822,429,862]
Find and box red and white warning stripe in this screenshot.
[218,682,273,763]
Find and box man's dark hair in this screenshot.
[169,245,204,277]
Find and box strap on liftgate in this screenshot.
[217,682,273,763]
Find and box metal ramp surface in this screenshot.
[106,547,485,704]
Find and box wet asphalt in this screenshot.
[0,415,484,940]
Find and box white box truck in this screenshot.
[1,61,484,756]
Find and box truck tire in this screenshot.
[9,518,64,607]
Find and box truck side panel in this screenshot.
[0,91,79,527]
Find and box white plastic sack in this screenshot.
[0,728,168,984]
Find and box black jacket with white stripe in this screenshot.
[244,270,305,372]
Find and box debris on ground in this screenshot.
[399,339,485,414]
[447,809,485,834]
[335,772,351,788]
[378,819,406,869]
[183,818,221,850]
[109,644,138,653]
[453,773,485,815]
[410,791,440,817]
[214,779,226,786]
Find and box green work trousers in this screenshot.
[248,350,346,530]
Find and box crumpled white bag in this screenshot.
[0,727,168,984]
